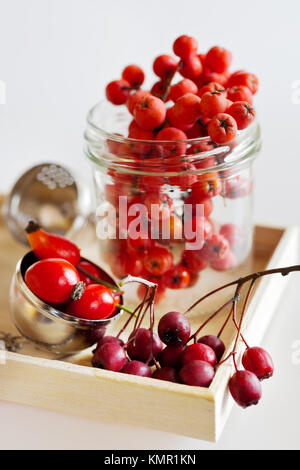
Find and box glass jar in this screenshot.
[84,101,261,311]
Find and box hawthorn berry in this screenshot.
[169,79,198,102]
[181,249,208,274]
[158,311,191,346]
[182,343,217,367]
[204,46,232,73]
[122,64,145,88]
[159,344,185,369]
[127,328,163,363]
[134,95,166,130]
[197,335,225,362]
[242,347,274,381]
[173,35,198,59]
[153,54,179,79]
[229,370,262,408]
[180,360,215,387]
[152,367,180,383]
[92,342,126,372]
[207,113,238,144]
[227,101,256,130]
[122,360,152,377]
[106,79,131,105]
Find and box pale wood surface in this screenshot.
[0,194,298,441]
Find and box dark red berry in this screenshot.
[229,370,262,408]
[122,360,151,377]
[152,367,180,383]
[92,342,126,372]
[159,345,185,369]
[197,335,225,362]
[180,360,215,387]
[158,311,191,346]
[127,328,163,363]
[182,343,217,367]
[242,347,274,381]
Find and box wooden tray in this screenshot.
[0,195,298,442]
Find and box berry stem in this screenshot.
[76,264,120,291]
[115,304,134,315]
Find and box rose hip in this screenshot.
[66,284,116,320]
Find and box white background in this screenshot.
[0,0,300,450]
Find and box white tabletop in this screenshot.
[0,0,300,450]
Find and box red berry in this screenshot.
[134,95,166,130]
[96,336,124,349]
[106,79,131,105]
[227,85,253,104]
[198,335,225,362]
[200,71,229,87]
[181,249,208,274]
[127,90,150,115]
[173,35,198,59]
[227,101,256,130]
[127,225,152,254]
[224,175,252,199]
[185,121,207,138]
[156,127,187,157]
[182,343,217,367]
[159,345,185,369]
[191,173,222,200]
[122,64,144,87]
[229,370,262,408]
[127,328,163,363]
[207,113,238,144]
[92,342,126,372]
[242,347,274,381]
[77,260,102,286]
[152,367,180,383]
[199,91,228,118]
[153,54,179,79]
[210,250,236,271]
[122,360,151,377]
[201,233,230,262]
[128,119,154,140]
[169,79,198,102]
[180,360,215,387]
[150,80,169,100]
[143,246,173,276]
[179,55,203,79]
[166,106,194,131]
[66,284,116,320]
[227,72,259,95]
[204,46,232,73]
[26,221,80,266]
[122,253,144,277]
[184,216,212,249]
[163,265,191,289]
[137,282,166,305]
[143,192,173,222]
[219,223,244,249]
[158,311,191,346]
[198,81,225,98]
[167,162,198,190]
[173,93,201,127]
[25,258,80,305]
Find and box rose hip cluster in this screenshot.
[24,222,122,323]
[102,35,258,298]
[106,35,258,143]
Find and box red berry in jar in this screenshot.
[163,265,191,289]
[128,119,154,140]
[122,64,145,87]
[226,85,253,104]
[25,258,80,305]
[158,311,191,346]
[92,342,126,372]
[207,113,238,144]
[156,127,187,157]
[25,221,80,266]
[199,91,228,119]
[227,72,259,95]
[182,343,217,367]
[173,93,201,127]
[133,95,166,130]
[219,224,244,250]
[210,250,236,271]
[126,90,150,115]
[169,79,198,102]
[66,284,116,320]
[143,246,173,276]
[180,360,215,387]
[200,233,230,262]
[181,249,208,274]
[106,79,131,105]
[153,54,179,80]
[224,175,252,198]
[191,173,222,200]
[229,370,262,408]
[150,80,169,100]
[197,335,225,362]
[242,347,274,381]
[127,328,163,363]
[204,46,232,73]
[227,101,256,130]
[173,35,198,59]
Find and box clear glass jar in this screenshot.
[84,101,261,311]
